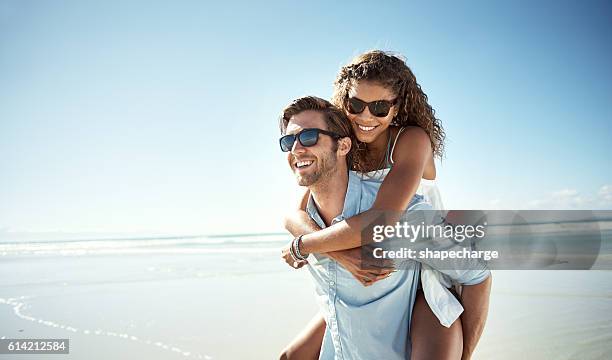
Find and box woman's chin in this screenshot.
[355,130,381,143]
[356,135,373,143]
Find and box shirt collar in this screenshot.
[305,171,362,226]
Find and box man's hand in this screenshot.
[280,241,308,269]
[328,247,395,286]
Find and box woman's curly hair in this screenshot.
[332,50,445,159]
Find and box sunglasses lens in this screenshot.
[280,135,295,152]
[371,101,392,117]
[299,129,319,147]
[347,98,366,114]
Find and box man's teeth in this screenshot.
[358,125,376,131]
[296,160,314,168]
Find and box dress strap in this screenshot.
[389,127,406,165]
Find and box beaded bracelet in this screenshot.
[292,235,307,261]
[288,240,299,262]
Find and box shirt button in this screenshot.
[330,281,335,286]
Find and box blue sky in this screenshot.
[1,0,611,236]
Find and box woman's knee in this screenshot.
[279,344,312,360]
[278,346,291,360]
[279,315,325,360]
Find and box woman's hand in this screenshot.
[327,248,395,286]
[280,241,308,269]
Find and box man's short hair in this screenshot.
[279,96,356,167]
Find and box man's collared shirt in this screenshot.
[305,171,490,360]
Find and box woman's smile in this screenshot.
[357,124,378,132]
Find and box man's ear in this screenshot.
[337,137,352,156]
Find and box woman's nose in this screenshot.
[356,107,374,121]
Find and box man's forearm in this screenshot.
[460,275,492,360]
[284,211,320,238]
[285,212,364,260]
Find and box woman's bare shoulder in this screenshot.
[392,126,436,178]
[395,126,431,151]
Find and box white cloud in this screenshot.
[551,189,578,199]
[599,184,612,203]
[528,188,580,209]
[486,199,503,210]
[527,184,612,210]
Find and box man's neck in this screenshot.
[309,169,349,227]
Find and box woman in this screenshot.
[280,51,490,360]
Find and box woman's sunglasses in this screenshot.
[347,97,397,117]
[279,128,342,152]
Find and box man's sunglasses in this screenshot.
[347,97,398,117]
[279,128,342,152]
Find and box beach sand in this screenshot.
[476,270,612,360]
[0,252,319,359]
[1,242,611,359]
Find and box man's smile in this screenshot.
[296,160,314,168]
[294,159,315,173]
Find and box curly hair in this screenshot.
[331,50,445,160]
[279,96,357,168]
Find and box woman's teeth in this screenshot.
[296,160,314,168]
[358,125,377,132]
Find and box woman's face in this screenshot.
[346,80,398,144]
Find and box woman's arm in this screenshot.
[298,127,433,256]
[283,187,394,284]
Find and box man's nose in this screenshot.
[291,139,306,154]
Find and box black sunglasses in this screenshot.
[279,128,342,152]
[347,97,398,117]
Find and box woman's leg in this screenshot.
[279,313,326,360]
[410,290,463,360]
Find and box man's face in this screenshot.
[285,110,339,187]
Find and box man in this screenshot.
[278,96,491,360]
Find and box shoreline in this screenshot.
[1,252,611,359]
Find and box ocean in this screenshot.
[1,233,611,359]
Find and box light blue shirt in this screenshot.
[305,171,490,360]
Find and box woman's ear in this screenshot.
[337,137,352,156]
